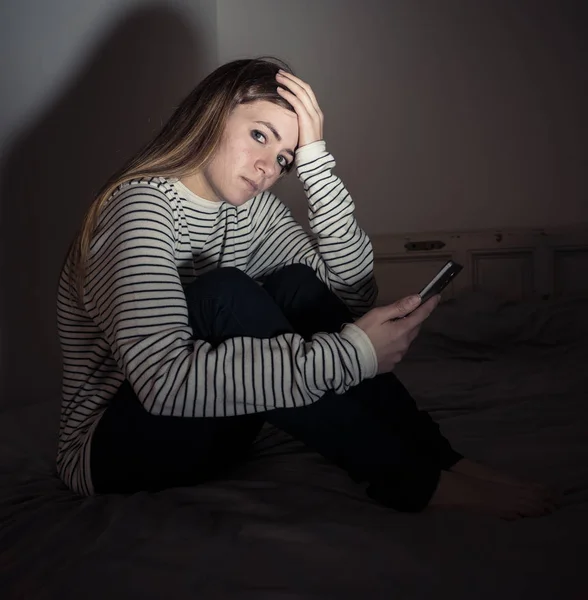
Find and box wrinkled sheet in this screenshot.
[1,292,587,600]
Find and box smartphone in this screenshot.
[418,259,463,304]
[394,260,463,320]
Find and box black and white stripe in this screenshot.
[56,140,378,495]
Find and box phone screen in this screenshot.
[418,260,463,303]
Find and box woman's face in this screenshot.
[190,100,299,206]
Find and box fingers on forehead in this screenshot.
[281,73,314,99]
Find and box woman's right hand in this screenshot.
[354,294,440,374]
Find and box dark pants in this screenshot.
[90,265,461,512]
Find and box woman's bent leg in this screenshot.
[90,267,294,494]
[261,264,460,510]
[92,264,454,511]
[262,264,462,468]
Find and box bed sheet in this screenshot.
[1,292,587,600]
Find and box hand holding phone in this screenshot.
[394,260,463,320]
[354,259,464,374]
[354,288,441,374]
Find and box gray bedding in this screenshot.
[1,292,587,600]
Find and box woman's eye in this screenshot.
[252,130,266,143]
[252,130,289,170]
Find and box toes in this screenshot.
[500,511,521,521]
[519,496,556,518]
[509,487,558,518]
[530,483,561,505]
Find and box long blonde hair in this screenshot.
[68,57,295,301]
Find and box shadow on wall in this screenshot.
[0,6,202,408]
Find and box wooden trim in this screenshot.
[371,226,588,304]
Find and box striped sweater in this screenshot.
[56,140,379,495]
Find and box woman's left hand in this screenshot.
[276,70,324,148]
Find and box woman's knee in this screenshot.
[263,263,334,308]
[184,267,293,342]
[263,263,352,336]
[264,263,322,291]
[185,266,258,298]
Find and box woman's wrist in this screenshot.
[339,323,378,379]
[294,140,326,167]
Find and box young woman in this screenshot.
[57,57,558,519]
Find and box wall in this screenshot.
[0,0,217,408]
[217,0,588,233]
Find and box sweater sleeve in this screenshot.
[84,182,377,417]
[247,141,378,318]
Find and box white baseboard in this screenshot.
[371,225,588,305]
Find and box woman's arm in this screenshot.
[247,141,378,318]
[84,182,377,417]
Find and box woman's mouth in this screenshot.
[242,177,259,194]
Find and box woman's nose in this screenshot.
[256,154,277,179]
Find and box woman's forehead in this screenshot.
[232,101,298,143]
[237,100,293,119]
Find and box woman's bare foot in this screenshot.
[428,470,559,520]
[449,458,561,504]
